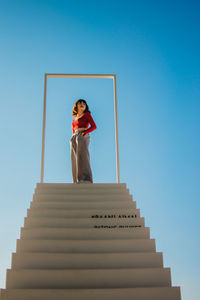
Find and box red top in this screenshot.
[72,112,97,134]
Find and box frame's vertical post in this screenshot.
[113,75,120,183]
[40,74,47,183]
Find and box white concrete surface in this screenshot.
[16,238,156,253]
[2,183,181,300]
[0,287,181,300]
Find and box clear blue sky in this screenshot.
[0,0,199,299]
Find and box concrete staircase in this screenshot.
[0,183,181,299]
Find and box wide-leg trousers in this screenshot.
[70,131,93,183]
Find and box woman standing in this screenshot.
[70,99,97,183]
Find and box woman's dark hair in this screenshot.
[72,99,90,116]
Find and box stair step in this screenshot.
[30,201,136,210]
[6,268,171,289]
[36,183,126,189]
[33,194,132,201]
[34,188,129,195]
[20,227,150,240]
[27,208,140,218]
[16,239,156,253]
[35,184,128,195]
[24,217,144,228]
[12,252,163,269]
[0,287,181,300]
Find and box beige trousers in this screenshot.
[70,131,93,183]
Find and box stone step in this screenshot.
[30,200,136,210]
[34,189,129,197]
[0,287,181,300]
[36,183,127,190]
[20,227,150,240]
[11,252,163,269]
[16,239,156,253]
[33,193,132,202]
[34,188,129,195]
[27,208,140,218]
[6,268,171,289]
[23,217,144,228]
[35,184,128,195]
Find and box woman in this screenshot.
[70,99,97,183]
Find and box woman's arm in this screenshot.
[82,112,97,135]
[72,122,75,134]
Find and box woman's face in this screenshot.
[77,101,86,114]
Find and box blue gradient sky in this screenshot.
[0,1,199,299]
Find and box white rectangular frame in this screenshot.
[41,73,120,183]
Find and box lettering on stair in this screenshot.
[94,225,142,228]
[91,214,137,218]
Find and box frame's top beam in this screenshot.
[45,73,115,79]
